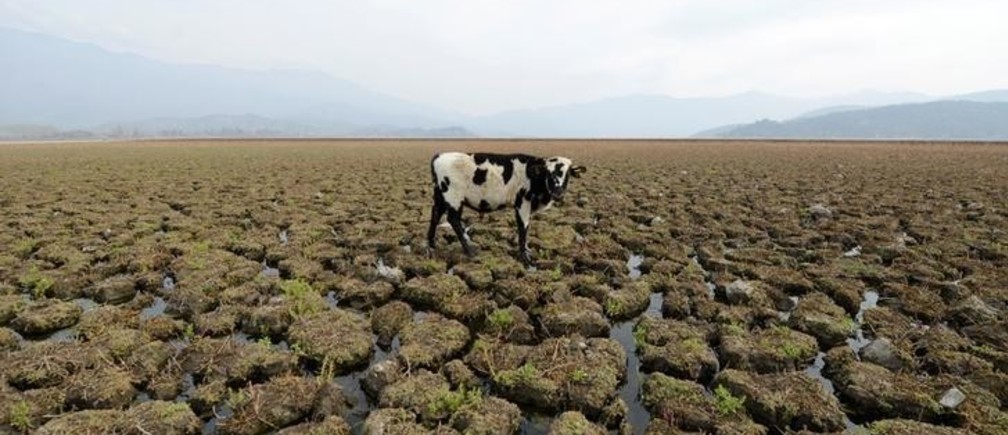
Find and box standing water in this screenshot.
[626,254,644,279]
[847,291,879,352]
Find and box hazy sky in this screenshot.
[2,0,1006,114]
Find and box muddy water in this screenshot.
[847,291,880,352]
[339,337,400,433]
[611,292,663,435]
[803,352,856,429]
[140,297,168,319]
[261,260,280,278]
[626,254,644,279]
[690,255,717,298]
[163,275,176,291]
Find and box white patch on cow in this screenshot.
[432,152,528,210]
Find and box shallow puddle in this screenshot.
[626,254,644,279]
[73,297,99,312]
[610,292,663,435]
[261,260,280,278]
[847,290,879,352]
[140,296,167,319]
[804,353,857,429]
[162,275,176,291]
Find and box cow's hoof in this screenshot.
[425,246,436,258]
[518,251,535,266]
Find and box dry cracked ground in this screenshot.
[0,139,1006,435]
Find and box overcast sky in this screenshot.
[2,0,1006,115]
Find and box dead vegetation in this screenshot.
[1,139,1006,433]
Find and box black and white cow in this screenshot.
[427,152,586,265]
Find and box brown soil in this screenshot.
[1,139,1006,433]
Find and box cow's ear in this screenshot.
[570,165,586,178]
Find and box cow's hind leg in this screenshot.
[515,202,534,266]
[426,192,447,255]
[447,207,477,257]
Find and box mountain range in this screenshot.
[2,26,1007,140]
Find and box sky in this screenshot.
[2,0,1007,115]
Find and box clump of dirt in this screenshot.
[865,419,970,435]
[642,372,717,431]
[65,366,137,410]
[449,396,523,434]
[826,358,944,422]
[441,359,480,390]
[479,305,537,343]
[642,372,765,433]
[398,313,470,369]
[0,387,65,432]
[337,278,395,309]
[714,368,846,432]
[538,296,610,338]
[87,274,137,304]
[450,262,494,291]
[602,280,652,320]
[125,339,175,383]
[363,407,457,434]
[287,309,373,373]
[140,314,185,340]
[371,300,412,347]
[635,317,718,382]
[719,325,818,373]
[494,277,549,309]
[400,274,495,322]
[0,327,19,350]
[489,335,625,415]
[812,276,865,315]
[35,409,126,434]
[879,282,947,323]
[77,305,140,338]
[9,299,82,336]
[181,336,297,386]
[363,359,405,400]
[127,400,203,435]
[194,305,241,336]
[277,415,351,434]
[88,327,148,363]
[217,375,320,435]
[788,292,856,348]
[377,369,453,423]
[547,411,608,435]
[0,294,27,325]
[189,379,227,417]
[658,278,713,320]
[3,341,85,389]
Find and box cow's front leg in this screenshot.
[514,203,534,266]
[447,207,477,257]
[426,193,447,256]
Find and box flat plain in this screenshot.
[1,139,1006,434]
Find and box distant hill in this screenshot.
[468,91,935,138]
[5,26,1008,140]
[0,115,477,140]
[709,101,1008,140]
[0,27,457,133]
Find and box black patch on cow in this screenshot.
[472,153,539,185]
[515,188,527,208]
[552,164,565,177]
[478,200,491,211]
[440,177,451,193]
[472,168,488,185]
[525,162,555,212]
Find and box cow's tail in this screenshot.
[429,153,441,186]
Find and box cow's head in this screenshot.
[540,157,586,202]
